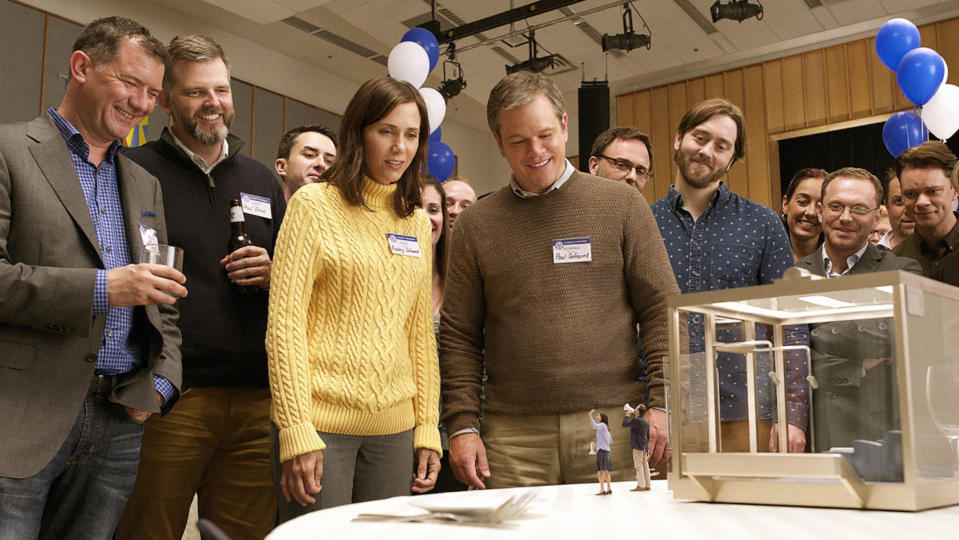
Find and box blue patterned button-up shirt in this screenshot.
[48,109,173,401]
[651,182,808,428]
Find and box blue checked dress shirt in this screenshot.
[650,182,808,428]
[48,109,173,402]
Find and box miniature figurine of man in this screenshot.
[623,404,651,491]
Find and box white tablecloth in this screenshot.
[267,480,959,539]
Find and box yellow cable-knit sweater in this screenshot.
[266,177,441,464]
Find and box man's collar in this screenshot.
[47,107,121,163]
[666,181,729,210]
[916,211,959,253]
[822,242,869,277]
[509,159,575,198]
[166,129,228,174]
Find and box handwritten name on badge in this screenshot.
[240,192,272,219]
[138,223,158,251]
[387,233,422,257]
[552,238,591,263]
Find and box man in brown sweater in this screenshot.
[439,71,680,490]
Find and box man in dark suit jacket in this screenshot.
[0,17,186,538]
[794,167,921,455]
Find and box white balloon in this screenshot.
[922,83,959,140]
[418,87,446,135]
[388,42,429,88]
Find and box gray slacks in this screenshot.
[271,424,413,523]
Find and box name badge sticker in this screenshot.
[387,233,422,257]
[240,192,272,219]
[552,237,592,264]
[138,223,159,251]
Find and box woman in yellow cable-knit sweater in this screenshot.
[266,77,441,520]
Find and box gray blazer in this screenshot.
[0,114,182,478]
[795,243,920,452]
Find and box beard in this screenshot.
[169,102,234,145]
[674,148,728,188]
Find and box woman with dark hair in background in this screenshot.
[418,174,464,492]
[266,76,441,521]
[420,175,449,327]
[782,168,828,262]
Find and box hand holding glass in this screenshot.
[140,244,184,272]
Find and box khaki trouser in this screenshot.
[681,418,775,453]
[632,449,651,488]
[116,387,275,540]
[482,411,633,489]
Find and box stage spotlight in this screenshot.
[710,0,763,23]
[601,32,650,53]
[504,30,556,75]
[505,55,556,74]
[601,3,651,53]
[438,47,467,100]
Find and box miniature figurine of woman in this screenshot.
[590,409,613,495]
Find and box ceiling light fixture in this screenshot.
[505,30,557,74]
[709,0,764,23]
[601,2,650,53]
[438,43,467,100]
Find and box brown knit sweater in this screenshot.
[439,171,680,434]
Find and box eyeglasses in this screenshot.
[597,154,652,180]
[823,202,880,217]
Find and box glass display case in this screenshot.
[666,269,959,511]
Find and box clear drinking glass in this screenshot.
[139,244,184,272]
[925,364,959,471]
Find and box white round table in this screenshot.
[267,480,959,539]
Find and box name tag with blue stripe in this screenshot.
[553,237,591,263]
[240,192,272,219]
[387,233,421,257]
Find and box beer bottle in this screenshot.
[229,198,254,292]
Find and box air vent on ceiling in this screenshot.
[490,45,521,65]
[673,0,717,35]
[282,16,318,33]
[312,29,379,58]
[281,15,384,65]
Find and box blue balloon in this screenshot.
[429,126,442,142]
[875,18,921,71]
[402,28,440,73]
[427,141,455,182]
[897,47,946,106]
[882,111,928,157]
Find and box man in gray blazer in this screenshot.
[795,167,920,454]
[0,17,187,538]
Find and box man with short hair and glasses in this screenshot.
[588,126,653,191]
[892,141,959,278]
[799,168,920,277]
[794,167,919,454]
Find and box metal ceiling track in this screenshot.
[434,0,588,44]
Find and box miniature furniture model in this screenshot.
[667,269,959,511]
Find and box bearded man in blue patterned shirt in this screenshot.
[650,98,808,454]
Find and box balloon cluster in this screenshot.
[388,28,455,182]
[875,18,957,156]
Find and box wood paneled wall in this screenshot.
[616,17,959,208]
